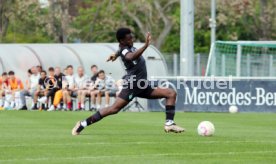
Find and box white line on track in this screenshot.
[0,140,275,148]
[0,151,276,162]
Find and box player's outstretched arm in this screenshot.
[124,32,151,61]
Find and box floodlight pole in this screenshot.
[180,0,194,76]
[210,0,216,45]
[210,0,217,75]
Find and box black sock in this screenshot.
[76,125,84,133]
[165,105,175,121]
[86,111,103,126]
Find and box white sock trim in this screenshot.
[165,120,175,126]
[80,121,87,127]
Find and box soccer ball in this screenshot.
[197,121,215,136]
[229,105,238,113]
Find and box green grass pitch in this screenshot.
[0,111,275,164]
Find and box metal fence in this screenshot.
[163,53,208,76]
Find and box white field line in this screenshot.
[0,151,276,162]
[0,140,275,148]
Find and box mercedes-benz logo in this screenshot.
[44,77,57,90]
[158,80,177,109]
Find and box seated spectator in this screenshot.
[34,70,48,110]
[103,74,117,107]
[62,65,76,110]
[54,67,64,90]
[37,65,42,74]
[47,67,65,111]
[38,67,57,111]
[5,71,24,109]
[25,69,32,89]
[90,70,115,110]
[63,67,68,76]
[74,66,89,110]
[90,65,98,82]
[81,80,94,110]
[88,64,99,110]
[116,79,124,97]
[20,66,40,110]
[0,72,8,108]
[46,67,56,103]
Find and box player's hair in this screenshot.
[28,69,32,75]
[41,70,47,75]
[37,65,42,70]
[91,65,98,69]
[8,71,15,75]
[116,28,131,42]
[97,70,105,76]
[2,72,7,76]
[67,65,73,69]
[48,67,54,72]
[78,66,84,69]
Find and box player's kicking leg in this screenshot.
[72,97,129,135]
[145,87,185,133]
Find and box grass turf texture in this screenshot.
[0,111,275,164]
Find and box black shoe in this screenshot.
[41,104,48,110]
[89,107,96,111]
[19,105,28,110]
[31,105,38,110]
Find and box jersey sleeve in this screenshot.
[121,48,130,56]
[38,79,43,86]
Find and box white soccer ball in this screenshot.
[197,121,215,136]
[229,105,238,113]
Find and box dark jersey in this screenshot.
[39,76,56,90]
[91,74,97,82]
[38,77,47,89]
[54,73,64,89]
[117,46,147,83]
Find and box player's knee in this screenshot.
[168,89,177,99]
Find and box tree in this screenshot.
[0,0,53,43]
[2,0,276,54]
[72,0,179,50]
[46,0,76,43]
[0,0,16,42]
[121,0,178,49]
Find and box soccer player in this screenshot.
[72,28,184,135]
